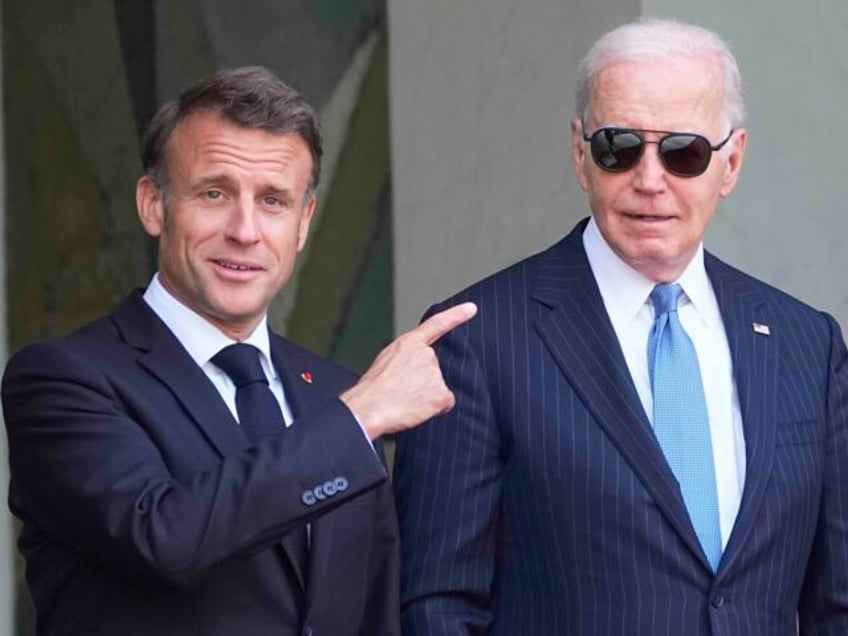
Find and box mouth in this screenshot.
[624,212,675,222]
[212,259,263,272]
[623,212,676,223]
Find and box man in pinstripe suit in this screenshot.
[394,19,848,635]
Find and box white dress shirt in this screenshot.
[582,218,746,548]
[142,273,295,427]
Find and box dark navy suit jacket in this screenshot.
[3,291,400,636]
[394,220,848,635]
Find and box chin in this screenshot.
[634,252,691,280]
[205,294,264,320]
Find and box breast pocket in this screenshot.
[774,419,823,447]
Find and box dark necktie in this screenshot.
[647,283,722,571]
[212,343,285,443]
[212,343,310,581]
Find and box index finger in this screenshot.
[412,302,478,345]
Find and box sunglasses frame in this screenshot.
[582,126,735,178]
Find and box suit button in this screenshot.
[301,490,316,506]
[302,626,314,636]
[334,476,349,492]
[313,485,327,501]
[322,480,337,496]
[711,593,726,608]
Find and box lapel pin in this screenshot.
[300,371,313,384]
[752,322,771,336]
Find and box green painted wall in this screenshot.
[287,35,392,363]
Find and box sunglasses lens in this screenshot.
[659,135,711,177]
[590,130,643,172]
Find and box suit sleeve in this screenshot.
[2,340,389,589]
[798,315,848,633]
[393,303,503,635]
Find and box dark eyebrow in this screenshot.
[192,174,237,191]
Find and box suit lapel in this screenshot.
[705,255,777,576]
[115,292,343,591]
[531,222,710,569]
[270,336,330,421]
[112,291,249,456]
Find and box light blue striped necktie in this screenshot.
[648,283,722,571]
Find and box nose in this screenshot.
[632,142,668,194]
[225,198,262,244]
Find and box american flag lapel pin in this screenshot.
[300,371,313,384]
[752,322,771,336]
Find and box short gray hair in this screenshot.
[576,18,746,130]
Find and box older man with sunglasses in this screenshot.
[394,18,848,636]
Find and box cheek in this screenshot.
[682,181,722,223]
[267,221,305,263]
[180,217,230,253]
[587,176,626,214]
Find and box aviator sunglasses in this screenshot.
[583,126,734,178]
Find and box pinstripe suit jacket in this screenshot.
[393,219,848,635]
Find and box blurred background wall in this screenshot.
[2,1,847,634]
[2,1,391,633]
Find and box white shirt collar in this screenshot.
[582,216,714,327]
[142,273,277,377]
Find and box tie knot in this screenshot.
[650,283,683,316]
[212,343,267,387]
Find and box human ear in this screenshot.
[719,129,747,198]
[571,116,590,192]
[136,176,165,237]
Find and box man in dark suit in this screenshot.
[2,66,475,635]
[394,19,848,635]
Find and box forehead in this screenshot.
[588,55,725,134]
[165,110,313,184]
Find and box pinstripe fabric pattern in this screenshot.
[393,219,848,635]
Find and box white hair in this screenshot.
[576,18,746,130]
